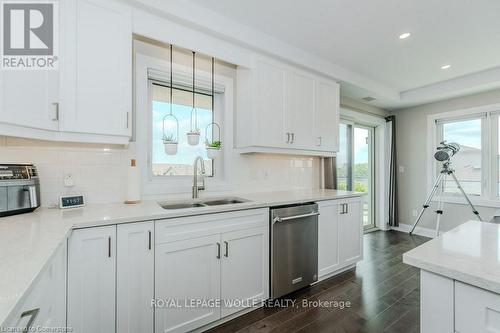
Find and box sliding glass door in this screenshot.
[337,121,375,229]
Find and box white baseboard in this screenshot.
[391,223,436,238]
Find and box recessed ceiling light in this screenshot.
[441,64,451,70]
[399,32,411,40]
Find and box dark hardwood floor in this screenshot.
[207,230,430,333]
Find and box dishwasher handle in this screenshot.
[273,211,319,224]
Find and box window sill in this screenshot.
[431,196,500,208]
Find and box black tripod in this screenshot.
[409,161,482,236]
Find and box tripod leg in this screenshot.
[435,174,446,237]
[449,172,483,222]
[410,173,444,235]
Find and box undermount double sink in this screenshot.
[159,197,250,210]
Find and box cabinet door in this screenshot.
[286,71,315,149]
[339,200,363,266]
[0,70,58,131]
[3,243,66,331]
[155,235,221,333]
[318,200,341,278]
[117,222,154,333]
[455,281,500,333]
[220,227,269,318]
[68,225,116,333]
[314,80,339,151]
[60,0,131,137]
[255,59,287,148]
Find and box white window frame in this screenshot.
[135,53,234,197]
[427,103,500,208]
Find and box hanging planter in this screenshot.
[187,51,201,146]
[187,107,200,145]
[162,114,179,155]
[205,58,221,160]
[205,122,222,159]
[163,44,179,156]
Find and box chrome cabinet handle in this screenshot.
[273,211,319,223]
[148,231,152,250]
[20,308,39,331]
[317,136,322,147]
[52,102,59,121]
[290,133,295,144]
[345,204,348,214]
[108,237,111,258]
[340,204,345,214]
[216,242,221,259]
[224,241,229,257]
[286,132,290,143]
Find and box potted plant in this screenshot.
[187,130,201,146]
[206,140,222,159]
[163,134,178,155]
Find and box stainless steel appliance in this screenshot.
[271,203,319,299]
[0,164,40,217]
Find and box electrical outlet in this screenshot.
[412,209,418,217]
[399,165,405,173]
[64,173,75,187]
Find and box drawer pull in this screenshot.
[20,308,39,331]
[108,236,111,258]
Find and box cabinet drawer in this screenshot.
[455,281,500,333]
[155,208,268,244]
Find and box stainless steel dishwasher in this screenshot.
[270,203,319,299]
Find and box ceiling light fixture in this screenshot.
[399,32,411,40]
[441,64,451,70]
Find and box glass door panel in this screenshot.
[354,126,374,229]
[337,121,375,229]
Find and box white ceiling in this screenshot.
[187,0,500,109]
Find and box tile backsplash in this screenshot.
[0,137,320,207]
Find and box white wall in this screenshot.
[0,136,319,207]
[394,88,500,232]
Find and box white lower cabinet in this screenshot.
[318,200,341,278]
[3,242,66,331]
[155,234,222,333]
[455,281,500,333]
[420,269,500,333]
[318,197,363,280]
[154,209,269,333]
[220,227,269,317]
[339,199,362,266]
[117,222,154,333]
[67,225,116,333]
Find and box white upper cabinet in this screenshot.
[60,0,132,137]
[0,71,59,131]
[236,55,339,156]
[314,79,340,151]
[286,71,315,149]
[0,0,131,144]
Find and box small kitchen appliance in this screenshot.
[0,164,40,217]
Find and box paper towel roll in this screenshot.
[125,159,141,204]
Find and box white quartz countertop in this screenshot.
[0,189,360,325]
[403,221,500,294]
